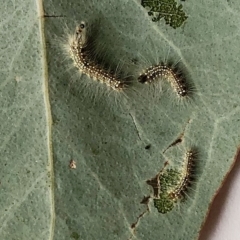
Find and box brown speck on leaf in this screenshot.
[15,76,22,82]
[69,160,76,169]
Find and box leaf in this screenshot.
[0,1,53,240]
[1,0,240,240]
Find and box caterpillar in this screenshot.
[169,149,197,200]
[138,61,191,98]
[153,148,198,214]
[67,21,126,91]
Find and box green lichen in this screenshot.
[159,169,181,192]
[141,0,188,28]
[154,194,175,214]
[153,168,182,214]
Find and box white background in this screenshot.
[199,153,240,240]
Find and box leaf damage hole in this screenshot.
[163,118,191,153]
[129,198,150,240]
[128,162,169,239]
[140,195,151,205]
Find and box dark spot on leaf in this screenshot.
[145,144,151,150]
[70,232,80,239]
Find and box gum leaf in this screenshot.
[1,0,240,240]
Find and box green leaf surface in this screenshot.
[0,1,53,240]
[1,0,240,239]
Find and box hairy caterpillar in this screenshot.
[169,149,197,200]
[67,21,126,91]
[153,148,198,214]
[138,60,194,101]
[132,38,195,103]
[138,62,188,97]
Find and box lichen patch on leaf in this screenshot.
[153,169,181,214]
[141,0,188,28]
